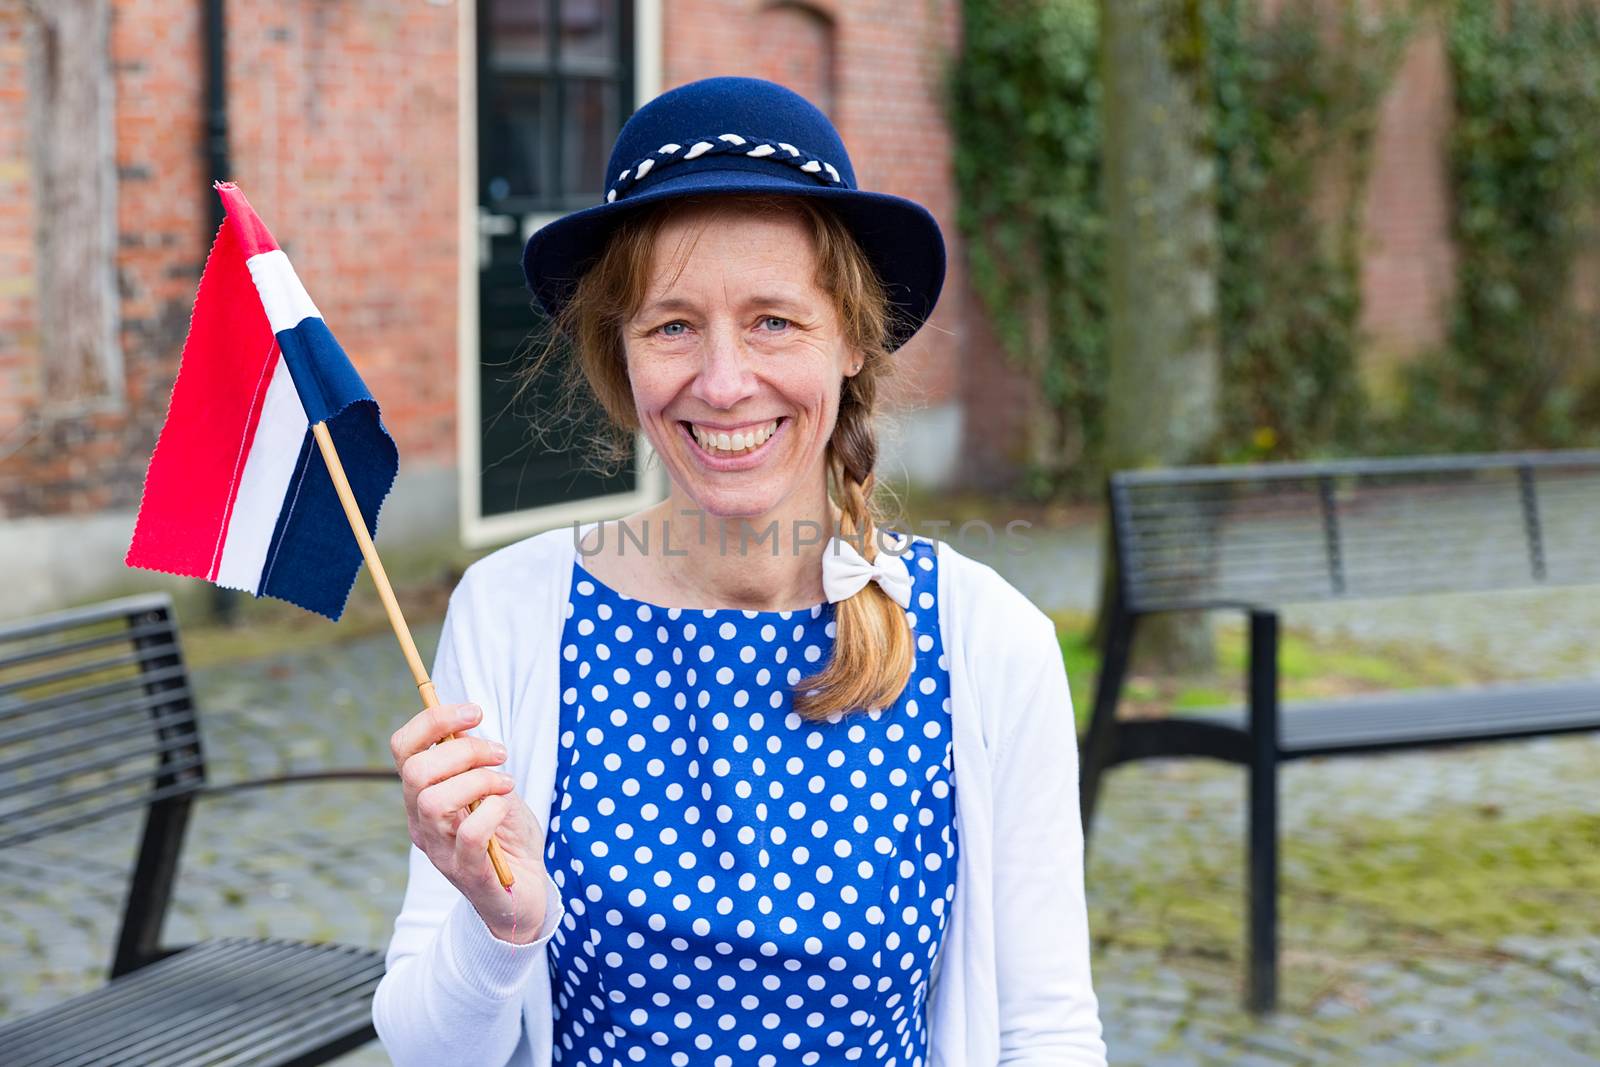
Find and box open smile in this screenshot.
[677,417,789,472]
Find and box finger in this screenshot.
[390,703,472,774]
[416,765,516,826]
[454,792,510,868]
[390,702,481,771]
[401,734,508,800]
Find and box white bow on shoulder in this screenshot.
[820,533,913,609]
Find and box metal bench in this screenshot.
[0,593,396,1066]
[1078,450,1600,1013]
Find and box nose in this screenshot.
[689,324,758,410]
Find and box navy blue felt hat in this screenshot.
[521,76,946,351]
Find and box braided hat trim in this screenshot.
[605,133,846,204]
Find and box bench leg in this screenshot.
[1080,608,1136,856]
[1247,743,1279,1013]
[1246,609,1280,1014]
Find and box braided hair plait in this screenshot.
[792,383,917,723]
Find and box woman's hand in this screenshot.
[390,701,553,944]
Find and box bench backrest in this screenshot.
[1109,450,1600,613]
[0,594,205,852]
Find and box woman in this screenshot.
[373,76,1106,1066]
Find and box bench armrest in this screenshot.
[193,767,397,800]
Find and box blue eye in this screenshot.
[761,316,790,332]
[658,321,688,337]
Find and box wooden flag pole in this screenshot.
[311,421,515,890]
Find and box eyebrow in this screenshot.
[635,292,816,320]
[743,293,813,315]
[634,297,699,320]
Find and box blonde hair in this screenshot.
[517,193,915,721]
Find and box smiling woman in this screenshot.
[373,75,1106,1067]
[518,192,911,722]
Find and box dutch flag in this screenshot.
[126,182,398,621]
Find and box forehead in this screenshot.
[644,202,821,298]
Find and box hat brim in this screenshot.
[521,168,946,352]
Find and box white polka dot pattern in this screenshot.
[546,535,957,1066]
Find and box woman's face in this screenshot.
[624,202,857,523]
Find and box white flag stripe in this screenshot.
[215,353,310,591]
[246,249,324,335]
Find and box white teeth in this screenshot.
[691,419,779,455]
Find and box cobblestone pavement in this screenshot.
[2,524,1597,1065]
[1088,740,1600,1065]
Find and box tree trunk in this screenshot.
[1097,0,1220,673]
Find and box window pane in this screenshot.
[486,0,548,71]
[562,77,617,198]
[477,284,636,517]
[561,0,616,69]
[482,76,549,202]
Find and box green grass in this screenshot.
[1090,801,1600,1010]
[1061,604,1600,1011]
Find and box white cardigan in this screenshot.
[373,523,1107,1066]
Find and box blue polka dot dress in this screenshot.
[545,533,957,1067]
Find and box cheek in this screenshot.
[771,349,847,407]
[624,354,679,418]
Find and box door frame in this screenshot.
[456,0,665,549]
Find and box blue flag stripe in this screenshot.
[255,316,399,620]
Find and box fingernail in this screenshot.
[492,742,508,759]
[461,705,481,724]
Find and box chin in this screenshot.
[682,486,786,522]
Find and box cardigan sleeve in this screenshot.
[990,608,1108,1065]
[371,569,566,1067]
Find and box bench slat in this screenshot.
[200,997,378,1067]
[1111,452,1600,611]
[0,619,176,675]
[0,761,204,851]
[0,707,194,779]
[0,663,191,725]
[0,751,203,827]
[0,640,185,700]
[1189,679,1600,758]
[0,595,174,646]
[0,939,383,1067]
[0,688,196,751]
[2,940,372,1064]
[47,943,367,1067]
[0,940,268,1043]
[143,948,385,1067]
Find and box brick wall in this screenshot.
[1359,19,1456,366]
[0,0,1475,530]
[0,7,37,445]
[0,0,457,521]
[663,0,966,424]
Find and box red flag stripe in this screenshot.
[124,207,284,583]
[214,181,280,258]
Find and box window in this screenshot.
[466,0,660,545]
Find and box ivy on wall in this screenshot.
[1394,0,1600,450]
[948,0,1106,497]
[950,0,1410,493]
[1209,1,1411,462]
